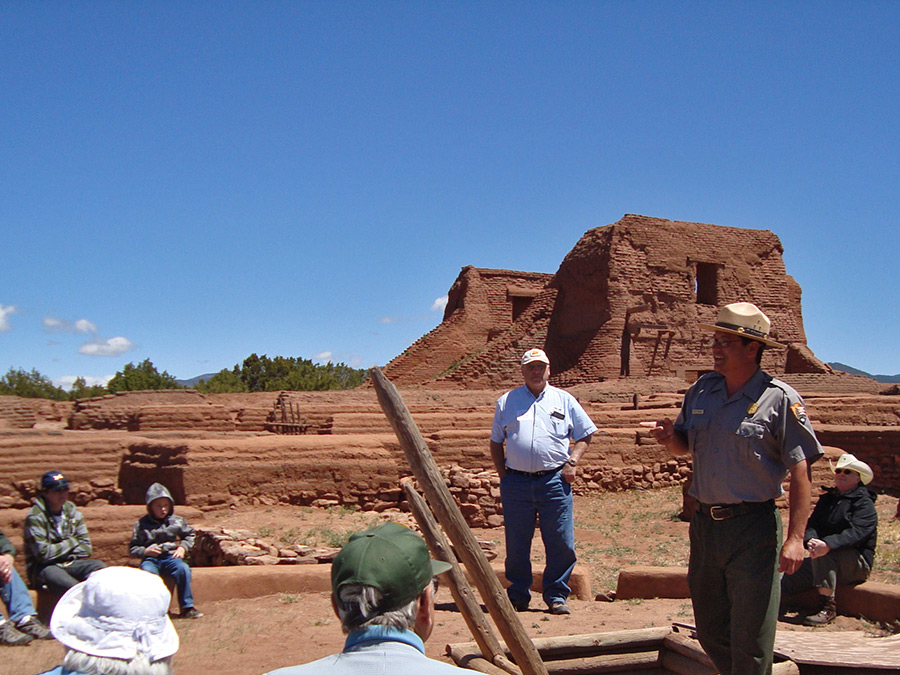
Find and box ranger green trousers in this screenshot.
[688,504,782,675]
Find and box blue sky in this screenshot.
[2,2,898,388]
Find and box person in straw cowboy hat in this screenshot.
[37,566,179,675]
[781,452,877,626]
[650,302,824,675]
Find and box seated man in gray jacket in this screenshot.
[23,471,106,595]
[1,528,52,645]
[264,521,465,675]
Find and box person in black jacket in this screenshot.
[781,453,877,626]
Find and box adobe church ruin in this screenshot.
[383,214,830,388]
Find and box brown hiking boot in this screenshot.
[803,595,836,626]
[0,620,34,646]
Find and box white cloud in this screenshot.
[431,295,448,312]
[79,336,136,357]
[0,304,18,332]
[44,316,98,334]
[314,351,333,362]
[74,319,98,333]
[378,316,397,324]
[55,374,115,391]
[43,316,65,331]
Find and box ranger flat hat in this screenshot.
[698,302,784,348]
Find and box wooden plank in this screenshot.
[402,479,520,675]
[774,630,900,669]
[371,367,549,675]
[450,626,670,659]
[660,650,716,675]
[531,627,669,659]
[447,651,519,675]
[544,651,659,674]
[662,631,716,669]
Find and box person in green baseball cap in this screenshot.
[264,521,464,675]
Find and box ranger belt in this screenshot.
[698,500,774,521]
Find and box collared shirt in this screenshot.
[674,368,823,504]
[264,626,466,674]
[491,384,597,473]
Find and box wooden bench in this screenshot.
[616,566,900,624]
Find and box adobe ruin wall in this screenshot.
[2,384,897,537]
[383,214,834,389]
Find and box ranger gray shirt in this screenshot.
[674,368,823,504]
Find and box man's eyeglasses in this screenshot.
[711,337,742,348]
[835,469,857,475]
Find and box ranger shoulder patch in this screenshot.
[790,401,808,424]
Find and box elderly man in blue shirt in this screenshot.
[490,348,597,615]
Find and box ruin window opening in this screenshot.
[507,286,539,322]
[694,262,719,305]
[511,296,533,321]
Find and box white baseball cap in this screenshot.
[521,348,550,366]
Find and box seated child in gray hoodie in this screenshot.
[130,483,202,619]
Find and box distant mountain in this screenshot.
[828,362,900,384]
[176,373,218,388]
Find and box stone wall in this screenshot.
[0,396,71,430]
[69,390,277,432]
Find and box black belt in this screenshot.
[698,500,774,521]
[506,465,565,477]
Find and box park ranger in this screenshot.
[651,302,824,675]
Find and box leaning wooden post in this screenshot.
[402,478,521,675]
[370,367,548,675]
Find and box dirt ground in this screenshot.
[5,488,898,675]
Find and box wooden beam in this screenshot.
[450,627,669,661]
[370,367,548,675]
[402,478,520,675]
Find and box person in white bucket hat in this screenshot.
[38,566,179,675]
[650,302,824,675]
[781,453,877,626]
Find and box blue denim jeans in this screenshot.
[141,555,194,610]
[1,567,37,623]
[500,469,575,607]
